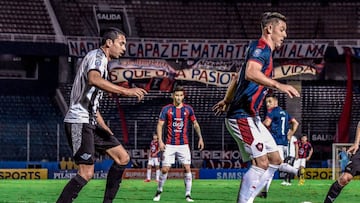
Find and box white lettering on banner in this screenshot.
[97,13,122,20]
[110,68,237,87]
[53,171,107,179]
[216,172,244,179]
[126,149,242,160]
[312,133,335,141]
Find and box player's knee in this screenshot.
[79,170,94,181]
[161,167,170,174]
[339,173,353,186]
[119,154,130,165]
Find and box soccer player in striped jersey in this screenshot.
[145,132,161,182]
[153,86,204,202]
[294,134,313,185]
[57,27,147,203]
[212,12,300,203]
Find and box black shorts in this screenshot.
[64,123,121,165]
[344,147,360,176]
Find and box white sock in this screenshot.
[156,169,160,181]
[146,168,151,180]
[184,172,192,196]
[279,163,298,175]
[248,164,279,201]
[265,175,273,192]
[238,165,264,203]
[157,172,168,192]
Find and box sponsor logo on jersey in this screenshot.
[80,153,92,160]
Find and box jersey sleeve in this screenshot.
[248,47,267,66]
[86,50,106,78]
[187,105,197,122]
[159,106,168,121]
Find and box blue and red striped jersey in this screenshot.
[297,141,312,158]
[159,104,196,145]
[227,38,273,119]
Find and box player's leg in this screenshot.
[154,145,175,201]
[57,123,95,203]
[298,159,306,185]
[94,126,130,203]
[177,145,193,202]
[145,159,153,182]
[226,117,274,203]
[324,150,360,202]
[155,158,160,182]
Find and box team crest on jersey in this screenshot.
[255,142,264,152]
[253,48,262,57]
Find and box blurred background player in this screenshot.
[153,85,204,202]
[294,134,313,185]
[212,12,300,203]
[56,28,147,203]
[145,132,161,182]
[258,94,300,197]
[324,121,360,203]
[339,146,349,174]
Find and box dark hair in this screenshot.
[172,85,185,93]
[261,12,286,29]
[266,93,277,100]
[301,134,307,138]
[101,27,126,45]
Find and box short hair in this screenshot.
[261,12,286,30]
[301,134,308,138]
[101,27,126,45]
[266,94,278,100]
[172,85,185,93]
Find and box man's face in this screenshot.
[153,135,158,141]
[270,20,287,49]
[109,34,127,59]
[265,97,277,110]
[173,90,185,106]
[301,136,308,143]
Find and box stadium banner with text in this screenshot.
[335,45,360,59]
[122,168,199,179]
[67,38,328,59]
[95,7,126,35]
[0,169,48,179]
[199,169,248,180]
[108,59,238,87]
[50,170,107,179]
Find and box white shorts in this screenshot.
[294,158,307,169]
[162,144,191,167]
[225,117,278,160]
[278,145,288,161]
[148,157,160,166]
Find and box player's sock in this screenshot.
[146,168,151,180]
[103,164,126,203]
[156,169,160,181]
[248,164,279,201]
[265,175,273,192]
[324,180,344,203]
[279,163,298,175]
[56,174,87,203]
[238,165,264,203]
[184,172,192,196]
[157,172,168,192]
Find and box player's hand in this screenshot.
[158,140,166,151]
[129,87,148,101]
[198,138,204,151]
[277,83,300,98]
[212,99,228,116]
[347,144,359,155]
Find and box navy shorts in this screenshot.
[65,123,121,165]
[344,148,360,176]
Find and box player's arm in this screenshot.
[287,118,299,141]
[348,121,360,154]
[295,142,299,159]
[307,146,314,161]
[88,70,147,101]
[193,120,204,150]
[212,73,238,116]
[245,60,299,98]
[262,117,272,128]
[156,120,165,151]
[96,110,113,135]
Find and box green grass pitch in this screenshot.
[1,179,360,203]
